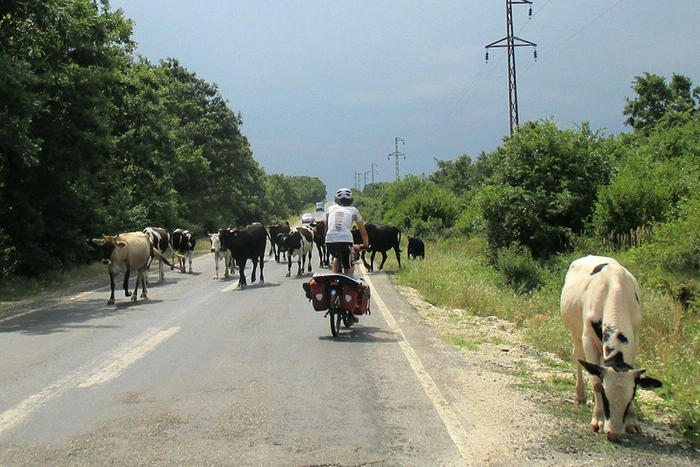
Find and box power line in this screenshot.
[519,0,626,78]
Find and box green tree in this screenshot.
[624,73,699,133]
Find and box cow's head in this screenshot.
[90,235,126,265]
[579,360,662,441]
[208,233,221,253]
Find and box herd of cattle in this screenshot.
[89,221,418,304]
[89,221,663,443]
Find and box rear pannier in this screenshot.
[304,279,329,311]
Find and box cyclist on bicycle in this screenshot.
[325,187,369,276]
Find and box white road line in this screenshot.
[0,326,181,436]
[77,327,181,388]
[220,282,239,292]
[360,269,471,461]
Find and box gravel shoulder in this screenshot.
[395,282,699,466]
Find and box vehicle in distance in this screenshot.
[315,201,324,212]
[301,213,315,224]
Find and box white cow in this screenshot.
[560,255,662,442]
[208,233,233,280]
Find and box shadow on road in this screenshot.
[318,325,398,343]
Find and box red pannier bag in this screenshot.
[308,279,329,311]
[354,284,371,315]
[340,283,359,313]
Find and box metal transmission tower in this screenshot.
[485,0,537,137]
[386,137,406,182]
[370,163,378,184]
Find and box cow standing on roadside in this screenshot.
[91,232,174,305]
[352,223,402,271]
[407,236,425,260]
[267,220,290,262]
[278,225,314,277]
[143,227,170,283]
[219,222,267,288]
[171,229,195,273]
[208,232,233,280]
[560,255,662,442]
[310,220,329,267]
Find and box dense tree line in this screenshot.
[0,1,324,276]
[356,71,699,280]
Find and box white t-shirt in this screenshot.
[325,204,362,243]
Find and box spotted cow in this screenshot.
[560,255,662,442]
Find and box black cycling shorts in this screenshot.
[326,242,353,270]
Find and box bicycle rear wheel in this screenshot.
[329,305,342,337]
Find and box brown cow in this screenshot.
[91,232,174,305]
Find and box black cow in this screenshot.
[310,220,329,268]
[352,223,402,272]
[277,225,314,277]
[407,236,425,260]
[171,229,196,273]
[267,220,290,262]
[219,222,267,288]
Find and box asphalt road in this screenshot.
[0,250,473,465]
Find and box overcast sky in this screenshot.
[109,0,700,197]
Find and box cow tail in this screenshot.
[152,246,177,268]
[397,230,402,252]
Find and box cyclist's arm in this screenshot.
[357,221,369,249]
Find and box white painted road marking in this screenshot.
[77,327,181,388]
[360,269,471,462]
[0,327,181,436]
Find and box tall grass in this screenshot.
[394,237,699,446]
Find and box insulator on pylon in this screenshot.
[485,51,489,62]
[533,49,538,61]
[529,7,532,17]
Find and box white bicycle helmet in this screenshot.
[335,188,352,200]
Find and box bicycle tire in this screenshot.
[329,305,341,337]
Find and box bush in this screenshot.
[480,120,613,257]
[495,243,544,293]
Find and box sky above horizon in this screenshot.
[110,0,700,197]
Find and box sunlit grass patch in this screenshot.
[444,334,479,351]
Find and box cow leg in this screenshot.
[317,244,324,268]
[583,337,604,433]
[572,338,587,405]
[394,245,401,268]
[371,251,379,271]
[286,255,292,277]
[140,269,148,298]
[158,258,165,283]
[123,266,132,297]
[259,255,265,283]
[307,250,313,272]
[251,259,258,283]
[378,251,388,270]
[213,254,219,280]
[188,251,193,274]
[108,271,116,305]
[132,269,139,301]
[361,251,372,271]
[238,260,247,288]
[297,256,302,276]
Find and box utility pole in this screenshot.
[354,171,360,190]
[363,170,370,187]
[386,137,406,182]
[370,162,378,184]
[485,0,537,137]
